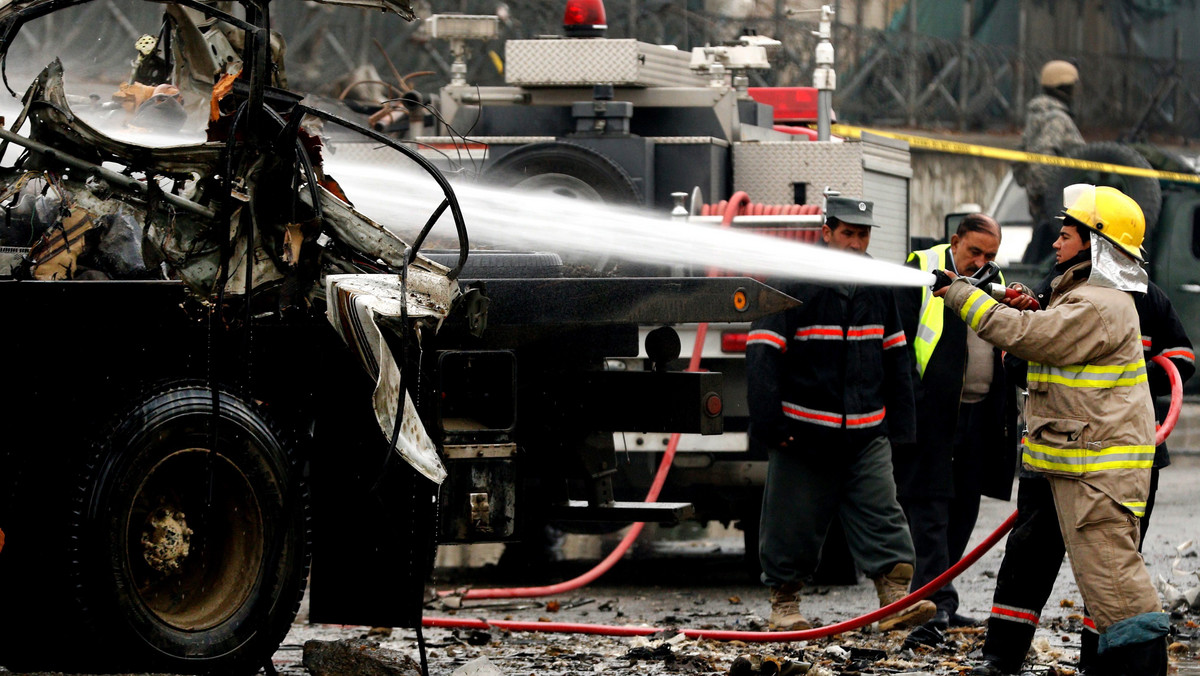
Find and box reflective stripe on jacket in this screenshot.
[943,262,1155,481]
[746,277,917,449]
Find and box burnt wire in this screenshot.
[295,105,468,280]
[382,91,485,175]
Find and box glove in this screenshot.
[1007,281,1035,297]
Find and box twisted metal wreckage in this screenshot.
[0,0,462,480]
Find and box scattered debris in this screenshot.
[302,638,421,676]
[450,656,505,676]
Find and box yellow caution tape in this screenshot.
[830,123,1200,184]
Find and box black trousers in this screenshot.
[901,401,987,617]
[980,468,1160,671]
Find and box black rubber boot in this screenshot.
[1107,637,1167,676]
[1078,629,1110,675]
[968,657,1016,675]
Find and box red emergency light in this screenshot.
[563,0,607,38]
[747,87,820,123]
[721,331,749,353]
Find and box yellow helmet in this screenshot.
[1061,184,1145,261]
[1040,60,1079,88]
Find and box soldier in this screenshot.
[1015,60,1085,263]
[747,196,935,633]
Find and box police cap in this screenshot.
[824,196,877,228]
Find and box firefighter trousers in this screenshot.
[759,435,915,587]
[982,470,1163,670]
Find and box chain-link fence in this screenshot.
[9,0,1198,140]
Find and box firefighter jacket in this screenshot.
[746,277,917,453]
[944,261,1155,514]
[894,244,1013,500]
[1008,271,1195,470]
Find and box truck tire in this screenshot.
[1045,142,1163,229]
[484,142,643,205]
[420,250,564,278]
[67,384,310,674]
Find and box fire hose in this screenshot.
[427,208,1185,637]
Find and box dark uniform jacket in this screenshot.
[894,248,1013,500]
[746,277,917,454]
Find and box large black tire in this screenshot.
[1045,142,1163,229]
[484,141,642,205]
[65,384,310,674]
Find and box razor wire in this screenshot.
[6,0,1198,140]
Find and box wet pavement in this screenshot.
[267,453,1200,675]
[5,442,1200,675]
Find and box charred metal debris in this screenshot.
[0,0,463,308]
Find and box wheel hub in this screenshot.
[140,504,193,575]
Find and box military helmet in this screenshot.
[1040,60,1079,88]
[1060,184,1145,261]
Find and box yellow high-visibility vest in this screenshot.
[907,243,1005,378]
[908,244,951,378]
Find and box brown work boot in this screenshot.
[872,562,937,631]
[768,582,812,631]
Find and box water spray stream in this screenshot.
[324,157,935,289]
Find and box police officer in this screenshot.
[747,196,935,633]
[939,185,1169,675]
[1016,60,1085,263]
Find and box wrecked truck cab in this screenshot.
[0,1,463,673]
[0,2,801,673]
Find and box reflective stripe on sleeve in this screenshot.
[958,288,999,331]
[1022,442,1155,473]
[990,604,1040,627]
[1027,360,1148,388]
[882,330,907,350]
[1141,335,1152,350]
[1161,347,1196,364]
[747,329,787,351]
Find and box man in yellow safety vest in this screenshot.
[894,213,1016,648]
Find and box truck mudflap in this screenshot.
[325,272,459,483]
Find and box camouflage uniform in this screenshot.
[1013,94,1084,225]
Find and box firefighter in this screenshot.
[935,185,1168,675]
[970,232,1194,675]
[1015,60,1085,263]
[893,213,1015,647]
[747,196,936,632]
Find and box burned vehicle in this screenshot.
[0,1,802,673]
